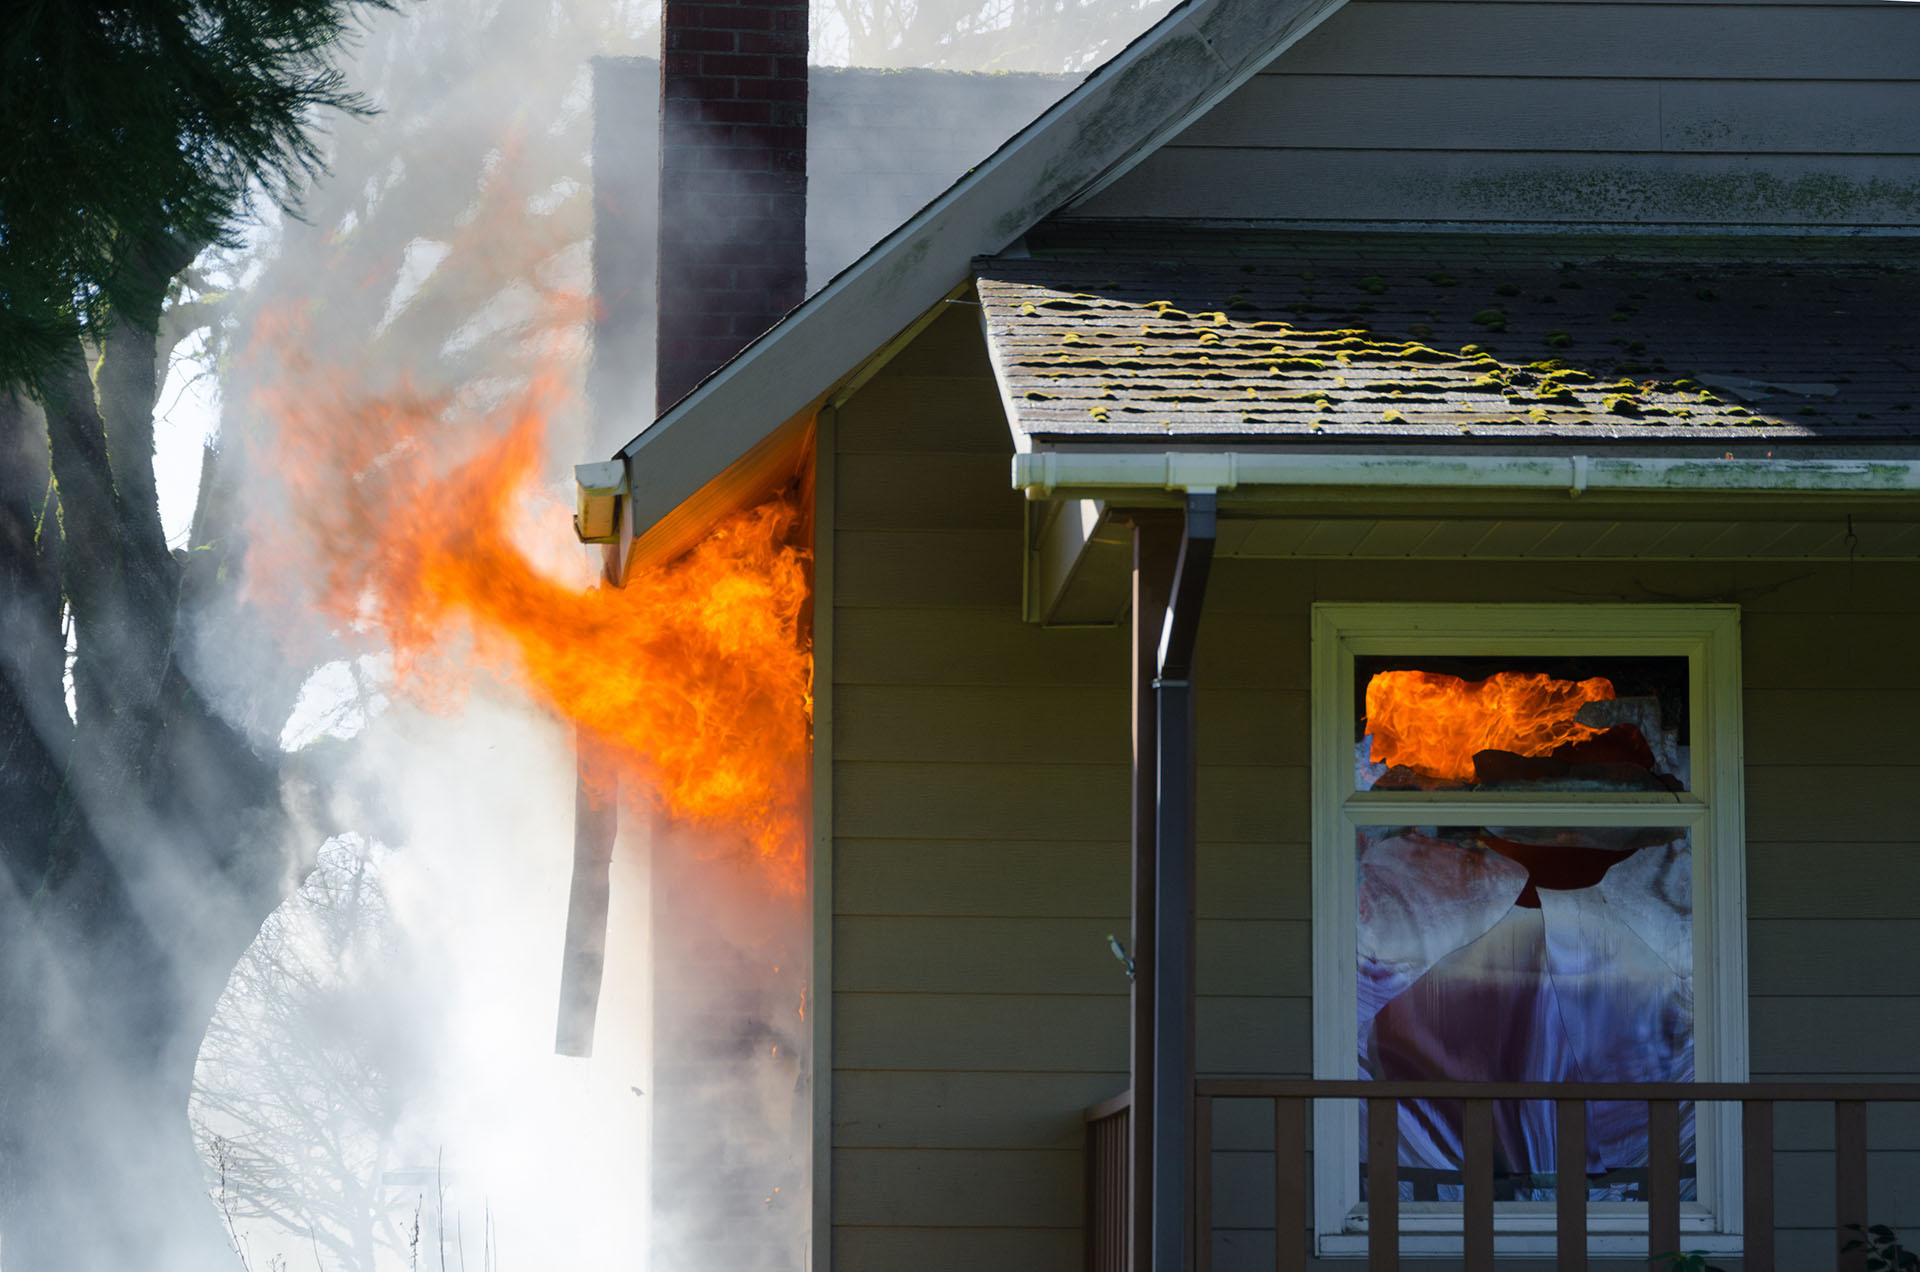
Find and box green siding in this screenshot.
[827,304,1920,1269]
[1072,0,1920,227]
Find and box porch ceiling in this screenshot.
[1215,507,1920,559]
[1027,496,1920,625]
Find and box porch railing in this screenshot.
[1085,1079,1920,1272]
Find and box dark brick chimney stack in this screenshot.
[650,18,810,1272]
[656,0,809,413]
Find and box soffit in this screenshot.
[1031,496,1920,626]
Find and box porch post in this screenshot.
[1152,491,1217,1272]
[1130,513,1182,1272]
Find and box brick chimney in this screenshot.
[650,15,811,1272]
[656,0,809,412]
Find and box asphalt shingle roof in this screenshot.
[976,231,1920,446]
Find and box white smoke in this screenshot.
[171,0,1177,1269]
[196,692,656,1270]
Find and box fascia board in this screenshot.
[611,0,1352,562]
[1011,450,1920,501]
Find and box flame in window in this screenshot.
[1365,670,1614,783]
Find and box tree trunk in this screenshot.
[0,235,312,1267]
[0,766,295,1270]
[0,943,240,1272]
[0,393,67,894]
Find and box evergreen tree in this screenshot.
[1,0,391,390]
[0,3,389,1267]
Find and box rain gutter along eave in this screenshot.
[1011,450,1920,504]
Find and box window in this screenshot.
[1310,604,1747,1258]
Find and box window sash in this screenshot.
[1308,603,1748,1250]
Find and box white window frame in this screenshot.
[1309,603,1748,1259]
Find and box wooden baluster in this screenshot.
[1085,1113,1098,1272]
[1647,1099,1681,1266]
[1837,1100,1868,1272]
[1104,1110,1124,1272]
[1105,1114,1121,1272]
[1742,1101,1774,1272]
[1368,1097,1399,1272]
[1090,1114,1105,1272]
[1556,1099,1587,1272]
[1109,1113,1121,1272]
[1195,1095,1213,1272]
[1274,1097,1306,1272]
[1111,1112,1121,1272]
[1463,1098,1494,1272]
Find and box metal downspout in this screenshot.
[1130,514,1182,1272]
[1152,490,1218,1272]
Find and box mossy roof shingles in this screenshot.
[975,232,1920,447]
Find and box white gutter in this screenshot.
[1012,451,1920,500]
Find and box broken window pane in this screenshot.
[1356,825,1695,1203]
[1354,656,1691,793]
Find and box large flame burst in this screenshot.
[253,307,813,890]
[1365,669,1613,783]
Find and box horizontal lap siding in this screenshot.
[1197,560,1920,1254]
[1273,5,1918,79]
[1081,150,1920,225]
[1733,549,1920,1176]
[829,309,1920,1267]
[1069,0,1920,226]
[831,308,1127,1268]
[830,312,1324,1266]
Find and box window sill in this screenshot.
[1317,1233,1746,1260]
[1319,1203,1739,1259]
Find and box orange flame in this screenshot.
[252,305,812,890]
[1365,670,1613,783]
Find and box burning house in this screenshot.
[576,0,1920,1269]
[578,25,1070,1272]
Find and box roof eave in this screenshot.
[600,0,1353,577]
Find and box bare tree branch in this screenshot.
[161,298,235,362]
